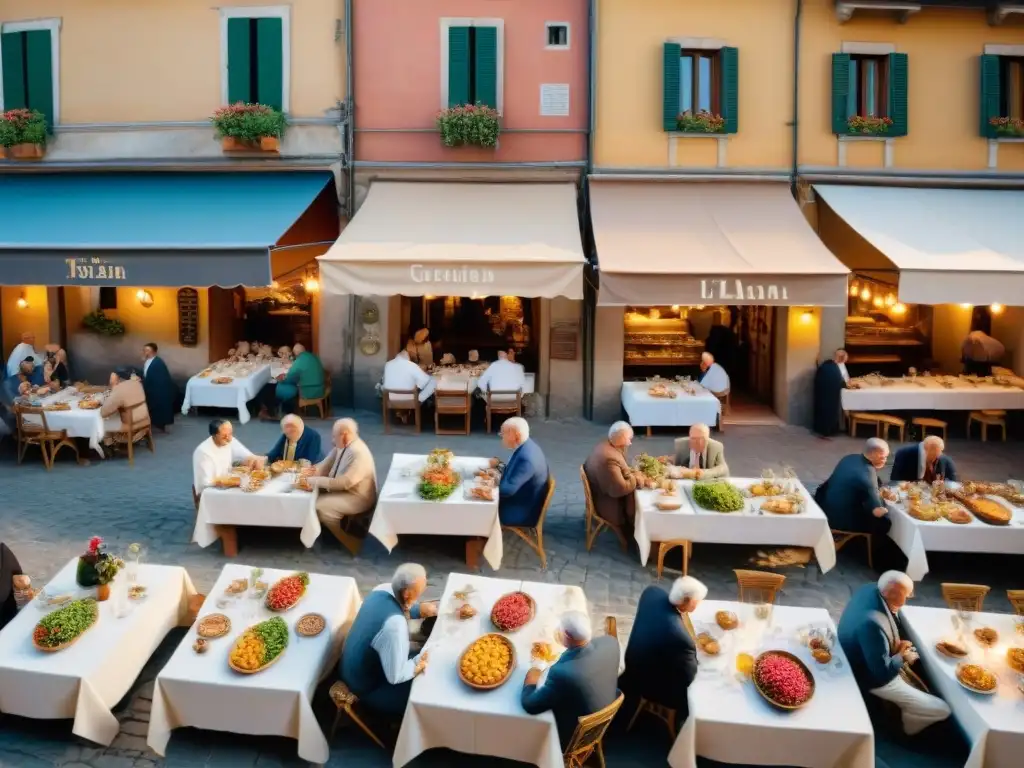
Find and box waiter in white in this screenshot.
[698,351,730,393]
[382,350,435,403]
[475,350,526,401]
[192,418,262,491]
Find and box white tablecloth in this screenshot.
[147,563,361,764]
[634,478,837,573]
[900,606,1024,768]
[433,371,536,395]
[370,454,504,570]
[0,560,196,745]
[842,378,1024,412]
[667,601,874,768]
[25,388,110,457]
[192,473,321,549]
[181,363,272,424]
[620,382,721,428]
[394,573,590,768]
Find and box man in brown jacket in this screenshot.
[101,368,151,439]
[584,421,647,531]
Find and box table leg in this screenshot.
[465,538,483,570]
[646,426,652,438]
[216,525,238,557]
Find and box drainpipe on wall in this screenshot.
[583,0,599,420]
[343,0,357,408]
[790,0,802,196]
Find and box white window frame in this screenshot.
[545,22,571,51]
[219,5,291,111]
[440,18,505,114]
[0,18,62,124]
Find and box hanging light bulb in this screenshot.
[960,303,972,309]
[872,296,883,308]
[990,303,1004,315]
[860,287,871,301]
[671,305,680,312]
[849,281,860,297]
[304,277,320,294]
[16,294,29,310]
[891,303,907,315]
[885,293,896,307]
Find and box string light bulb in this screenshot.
[303,277,320,294]
[990,303,1004,315]
[860,288,871,301]
[849,282,859,297]
[885,294,896,307]
[872,296,883,308]
[891,303,907,315]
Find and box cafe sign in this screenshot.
[700,278,789,302]
[66,257,127,282]
[410,264,495,286]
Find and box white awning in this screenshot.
[590,182,849,306]
[815,185,1024,306]
[318,182,585,299]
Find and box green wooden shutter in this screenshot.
[831,53,851,134]
[1,32,27,110]
[979,54,1002,139]
[887,52,908,137]
[24,30,54,130]
[226,18,252,103]
[447,27,471,107]
[255,17,284,110]
[720,46,739,134]
[662,42,681,131]
[473,26,498,108]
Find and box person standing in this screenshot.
[813,348,852,437]
[141,343,176,433]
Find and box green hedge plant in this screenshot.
[436,103,501,148]
[211,103,287,142]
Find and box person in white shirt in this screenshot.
[476,351,526,403]
[382,350,435,403]
[191,418,262,492]
[697,351,730,394]
[6,332,63,377]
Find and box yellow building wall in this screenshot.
[2,287,51,354]
[1,0,345,122]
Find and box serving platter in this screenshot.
[752,650,816,710]
[457,633,517,690]
[490,591,536,633]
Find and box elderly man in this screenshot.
[382,349,435,403]
[476,350,526,401]
[815,437,890,534]
[522,611,620,749]
[496,417,549,527]
[101,368,150,444]
[266,414,323,464]
[584,421,642,532]
[340,563,438,716]
[304,418,377,554]
[6,358,48,391]
[192,419,261,492]
[813,348,852,437]
[141,342,176,433]
[668,423,729,479]
[258,343,325,420]
[619,576,706,722]
[697,351,730,393]
[838,571,950,735]
[890,435,957,484]
[6,332,64,378]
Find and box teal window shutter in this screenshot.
[24,30,54,130]
[663,42,681,131]
[720,46,739,134]
[474,26,498,108]
[1,32,27,110]
[887,53,908,137]
[979,54,1001,139]
[448,27,471,107]
[226,18,252,103]
[831,53,851,134]
[255,17,284,110]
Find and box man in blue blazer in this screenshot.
[496,417,549,527]
[265,414,323,464]
[814,438,891,534]
[890,436,957,484]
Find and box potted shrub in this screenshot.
[0,109,48,160]
[846,115,893,136]
[76,536,107,588]
[212,103,287,152]
[989,117,1024,138]
[82,309,126,336]
[676,110,726,134]
[94,552,125,602]
[436,103,501,148]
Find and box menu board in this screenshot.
[550,320,579,361]
[177,288,199,347]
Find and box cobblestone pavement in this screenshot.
[2,409,1022,767]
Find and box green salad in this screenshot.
[634,453,666,481]
[33,599,98,648]
[253,616,289,662]
[692,481,745,512]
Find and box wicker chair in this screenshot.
[940,583,990,612]
[1007,589,1024,615]
[580,466,628,552]
[382,388,421,433]
[832,529,874,570]
[502,475,555,569]
[329,680,386,748]
[104,400,155,465]
[434,387,471,435]
[14,405,79,470]
[967,410,1007,442]
[656,540,691,579]
[563,691,625,768]
[485,389,523,433]
[710,388,730,432]
[298,370,331,419]
[734,569,786,604]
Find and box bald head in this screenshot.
[922,434,944,464]
[21,332,35,344]
[834,348,848,364]
[689,423,710,453]
[864,437,890,470]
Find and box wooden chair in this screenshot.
[563,691,625,768]
[967,410,1007,442]
[848,412,881,437]
[382,388,421,434]
[733,569,786,604]
[1007,589,1024,615]
[912,417,947,442]
[104,401,155,466]
[941,583,990,612]
[298,371,331,419]
[329,680,386,749]
[876,414,906,442]
[485,389,523,433]
[656,540,691,579]
[434,387,471,435]
[832,530,873,570]
[14,406,79,470]
[710,388,730,432]
[503,475,555,569]
[580,466,628,552]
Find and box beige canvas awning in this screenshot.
[814,185,1024,306]
[318,182,585,299]
[590,182,849,306]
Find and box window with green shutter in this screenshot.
[661,44,738,134]
[1,29,55,129]
[447,25,499,109]
[831,51,907,136]
[979,54,1024,138]
[226,17,284,109]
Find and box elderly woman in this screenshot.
[265,414,323,464]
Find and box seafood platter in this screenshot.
[890,481,1017,526]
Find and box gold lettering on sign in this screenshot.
[66,258,127,281]
[700,279,788,302]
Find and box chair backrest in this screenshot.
[941,583,990,612]
[734,569,786,604]
[122,401,148,432]
[563,691,625,766]
[536,475,556,528]
[486,389,522,410]
[323,370,332,394]
[384,388,419,408]
[435,388,470,412]
[1007,589,1024,615]
[579,466,595,516]
[14,405,48,436]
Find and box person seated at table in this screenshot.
[814,438,890,535]
[339,563,437,716]
[192,418,261,492]
[813,348,852,437]
[890,435,957,485]
[304,418,377,554]
[838,571,950,735]
[382,350,435,403]
[618,576,705,723]
[521,611,620,749]
[697,351,730,393]
[668,423,729,479]
[100,368,151,445]
[266,414,323,464]
[584,421,644,533]
[476,350,526,401]
[140,342,176,433]
[257,343,325,420]
[5,332,66,378]
[406,328,433,369]
[496,417,549,527]
[40,348,70,388]
[7,358,48,391]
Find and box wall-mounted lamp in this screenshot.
[16,292,29,310]
[270,280,280,290]
[671,304,680,311]
[303,277,320,294]
[990,303,1004,315]
[136,289,154,308]
[860,288,871,301]
[891,303,907,315]
[872,296,883,308]
[849,284,859,297]
[799,309,814,324]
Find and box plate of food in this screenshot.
[458,633,516,690]
[955,663,998,695]
[691,481,746,513]
[249,469,270,482]
[467,485,495,502]
[752,651,816,709]
[647,383,677,399]
[935,640,969,659]
[33,599,98,652]
[44,402,71,412]
[974,627,998,647]
[955,494,1012,525]
[491,591,536,632]
[455,603,478,620]
[295,613,326,637]
[748,482,785,498]
[197,613,232,639]
[225,578,249,595]
[265,572,309,612]
[655,496,683,511]
[212,376,234,385]
[77,399,102,410]
[696,631,722,657]
[715,610,739,630]
[531,641,560,664]
[213,475,242,489]
[128,585,148,601]
[229,617,289,674]
[269,460,298,475]
[1005,647,1024,673]
[907,501,942,522]
[938,503,972,525]
[880,487,899,503]
[760,496,802,515]
[633,453,667,483]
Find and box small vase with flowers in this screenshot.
[76,536,107,587]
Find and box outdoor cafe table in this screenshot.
[147,563,361,764]
[667,600,874,768]
[841,376,1024,412]
[370,453,504,570]
[393,572,591,768]
[900,606,1024,768]
[28,387,111,457]
[181,361,273,425]
[621,381,721,434]
[432,367,537,395]
[634,478,838,574]
[0,560,196,746]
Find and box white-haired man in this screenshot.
[815,437,891,534]
[838,571,950,735]
[265,414,323,465]
[890,435,957,485]
[496,417,549,527]
[668,423,729,479]
[584,421,644,533]
[521,611,620,749]
[339,563,438,717]
[303,418,377,553]
[258,342,326,420]
[619,576,706,721]
[382,349,435,404]
[476,350,526,402]
[698,351,730,394]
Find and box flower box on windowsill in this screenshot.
[6,143,45,160]
[436,104,501,149]
[990,117,1024,139]
[676,110,726,134]
[845,116,892,136]
[221,136,280,153]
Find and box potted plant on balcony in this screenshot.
[846,115,893,136]
[83,309,126,336]
[436,103,501,148]
[212,103,287,153]
[989,117,1024,138]
[0,109,48,160]
[676,110,726,134]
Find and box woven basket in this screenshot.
[752,651,816,710]
[227,632,287,675]
[196,613,232,639]
[33,610,98,653]
[457,634,517,690]
[264,578,307,612]
[490,592,536,633]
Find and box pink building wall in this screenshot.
[353,0,589,163]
